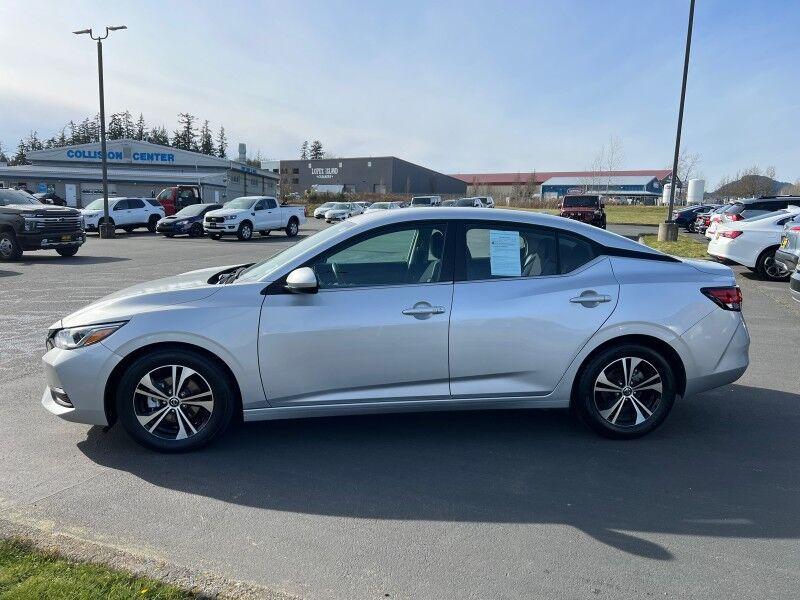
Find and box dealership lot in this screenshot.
[1,222,799,599]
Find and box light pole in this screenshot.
[73,25,127,239]
[658,0,695,242]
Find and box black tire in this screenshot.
[56,246,79,257]
[115,348,236,452]
[285,217,299,237]
[755,246,789,281]
[164,233,175,238]
[259,230,270,236]
[147,215,160,233]
[210,233,221,240]
[189,223,204,237]
[0,230,23,261]
[573,343,676,439]
[236,221,253,241]
[122,226,135,233]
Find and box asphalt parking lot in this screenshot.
[1,220,799,599]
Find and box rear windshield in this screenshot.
[411,198,432,205]
[725,203,744,215]
[175,203,212,217]
[563,195,600,208]
[455,198,477,206]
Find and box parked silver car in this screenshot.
[42,208,750,452]
[774,212,800,274]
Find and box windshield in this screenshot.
[319,202,334,209]
[238,220,356,282]
[83,199,107,210]
[563,195,599,208]
[411,198,432,206]
[225,197,257,210]
[0,189,40,206]
[175,204,210,217]
[370,202,390,209]
[331,203,350,210]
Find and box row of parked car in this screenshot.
[672,196,800,302]
[312,196,496,223]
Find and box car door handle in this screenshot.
[570,291,611,306]
[402,304,446,317]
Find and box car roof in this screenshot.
[349,207,663,256]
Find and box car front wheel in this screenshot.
[0,230,23,261]
[116,349,236,452]
[573,343,676,439]
[56,246,79,257]
[237,222,253,241]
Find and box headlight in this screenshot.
[174,219,188,226]
[225,215,237,221]
[51,321,127,350]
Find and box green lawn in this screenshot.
[639,234,709,259]
[0,539,195,600]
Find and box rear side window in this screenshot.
[726,203,744,215]
[127,199,145,209]
[559,233,596,274]
[146,199,161,207]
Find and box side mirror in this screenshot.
[285,267,318,294]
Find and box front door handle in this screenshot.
[402,302,446,319]
[570,290,612,307]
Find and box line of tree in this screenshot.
[300,140,330,160]
[3,111,229,166]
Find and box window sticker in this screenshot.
[489,230,521,277]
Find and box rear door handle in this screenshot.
[570,291,612,306]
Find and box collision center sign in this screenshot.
[65,149,175,163]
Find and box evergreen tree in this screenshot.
[300,140,309,160]
[135,114,146,140]
[107,113,125,139]
[0,141,9,163]
[216,126,228,158]
[172,112,197,150]
[56,129,68,147]
[309,140,323,160]
[67,121,78,145]
[148,125,170,146]
[199,120,214,155]
[10,139,28,165]
[122,110,135,139]
[26,131,43,151]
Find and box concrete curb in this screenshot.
[0,516,300,600]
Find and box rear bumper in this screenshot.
[682,312,750,397]
[18,231,85,251]
[790,272,800,303]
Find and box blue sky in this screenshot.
[0,0,798,187]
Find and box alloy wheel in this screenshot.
[0,236,13,258]
[593,357,662,427]
[133,365,214,440]
[763,255,788,280]
[289,221,298,235]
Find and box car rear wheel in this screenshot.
[116,349,236,452]
[756,246,789,281]
[189,223,203,237]
[0,231,22,261]
[285,217,299,237]
[573,343,676,439]
[237,222,253,241]
[210,233,221,240]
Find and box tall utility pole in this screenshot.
[73,25,127,239]
[659,0,695,242]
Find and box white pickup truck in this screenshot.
[204,196,306,241]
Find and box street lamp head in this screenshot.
[107,25,127,31]
[73,29,92,35]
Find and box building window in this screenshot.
[292,168,299,174]
[367,161,372,167]
[292,178,299,184]
[339,162,343,168]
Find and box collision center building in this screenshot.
[277,156,467,196]
[0,139,278,207]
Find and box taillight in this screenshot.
[721,230,743,239]
[702,286,742,311]
[790,226,800,231]
[704,216,711,225]
[729,214,744,221]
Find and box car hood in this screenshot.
[206,208,248,218]
[57,265,234,329]
[326,209,349,215]
[1,205,79,216]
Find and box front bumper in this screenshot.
[774,249,799,273]
[204,221,238,234]
[18,231,85,251]
[41,342,122,426]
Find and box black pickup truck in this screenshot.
[0,188,86,261]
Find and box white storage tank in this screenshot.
[687,178,705,205]
[661,184,672,206]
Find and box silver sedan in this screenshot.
[42,208,750,452]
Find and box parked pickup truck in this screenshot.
[0,188,85,261]
[204,196,306,240]
[559,194,606,229]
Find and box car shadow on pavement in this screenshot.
[78,383,800,562]
[15,255,129,266]
[0,269,21,277]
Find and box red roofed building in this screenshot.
[450,169,675,200]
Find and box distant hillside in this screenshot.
[713,174,791,197]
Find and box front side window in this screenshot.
[310,223,448,289]
[464,224,557,280]
[558,232,596,274]
[266,198,277,209]
[254,199,266,210]
[113,200,129,210]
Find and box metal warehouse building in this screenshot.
[540,175,665,202]
[0,139,278,208]
[279,156,466,196]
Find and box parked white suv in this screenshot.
[81,197,165,233]
[204,196,305,240]
[470,196,495,208]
